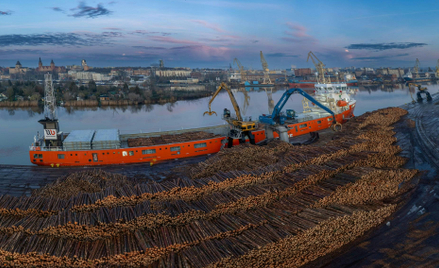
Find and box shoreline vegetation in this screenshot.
[0,78,217,108]
[0,90,213,108]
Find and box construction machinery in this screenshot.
[204,82,256,146]
[408,83,432,102]
[259,88,337,142]
[233,58,247,83]
[260,51,272,84]
[307,51,328,84]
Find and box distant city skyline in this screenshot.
[1,0,439,69]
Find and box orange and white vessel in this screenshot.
[29,76,355,167]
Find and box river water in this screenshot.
[1,83,438,165]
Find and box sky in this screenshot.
[1,0,439,69]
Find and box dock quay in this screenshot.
[0,95,437,267]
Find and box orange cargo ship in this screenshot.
[30,75,355,167]
[29,106,355,167]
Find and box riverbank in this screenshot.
[0,100,38,107]
[0,105,425,267]
[64,91,213,107]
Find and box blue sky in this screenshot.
[0,0,438,69]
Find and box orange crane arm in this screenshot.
[204,82,243,121]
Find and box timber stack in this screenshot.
[0,107,418,267]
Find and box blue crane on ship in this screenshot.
[259,87,336,125]
[259,87,338,142]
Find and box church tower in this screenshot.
[38,58,43,69]
[50,59,55,69]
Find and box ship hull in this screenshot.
[404,77,431,83]
[346,80,358,86]
[29,105,355,167]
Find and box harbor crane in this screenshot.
[259,88,338,142]
[260,51,272,84]
[204,82,256,146]
[307,51,328,84]
[233,58,247,83]
[413,58,420,79]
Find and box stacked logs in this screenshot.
[32,170,131,199]
[127,131,220,147]
[207,206,396,268]
[0,107,418,267]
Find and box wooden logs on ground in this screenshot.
[0,107,419,267]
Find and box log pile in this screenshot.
[0,107,418,267]
[127,131,220,147]
[32,170,131,199]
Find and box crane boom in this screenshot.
[259,87,336,125]
[204,82,243,121]
[260,51,271,84]
[307,51,327,84]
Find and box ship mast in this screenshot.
[44,73,57,120]
[38,73,61,147]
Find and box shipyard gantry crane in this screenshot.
[233,58,247,83]
[204,82,256,146]
[260,51,272,84]
[307,51,328,84]
[413,58,420,79]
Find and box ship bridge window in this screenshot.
[170,146,181,152]
[194,143,207,148]
[33,154,43,159]
[57,154,65,159]
[142,149,156,155]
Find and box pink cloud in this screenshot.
[283,22,317,44]
[150,36,199,45]
[169,45,234,61]
[191,20,226,33]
